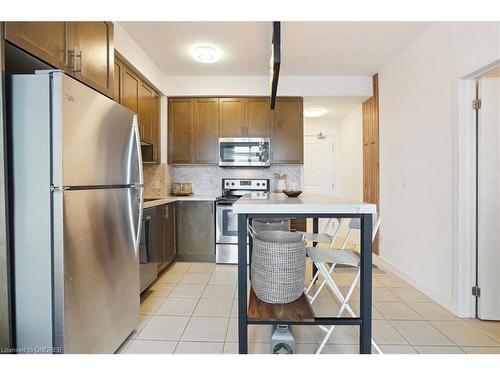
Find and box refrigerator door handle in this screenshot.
[131,117,144,257]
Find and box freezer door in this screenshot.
[52,73,139,187]
[53,187,141,353]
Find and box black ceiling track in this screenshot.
[270,21,281,110]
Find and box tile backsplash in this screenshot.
[172,165,303,196]
[143,163,173,198]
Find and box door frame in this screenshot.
[456,59,500,318]
[303,134,336,195]
[0,22,13,350]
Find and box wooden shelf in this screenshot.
[247,287,315,323]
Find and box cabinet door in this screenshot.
[70,22,114,97]
[168,99,193,164]
[161,203,176,271]
[4,22,66,69]
[219,98,244,137]
[138,82,154,144]
[271,97,304,164]
[245,97,271,137]
[122,66,139,116]
[113,57,123,103]
[193,98,219,164]
[176,201,215,261]
[152,94,161,163]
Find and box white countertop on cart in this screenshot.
[232,192,377,215]
[143,195,216,209]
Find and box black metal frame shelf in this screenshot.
[237,212,373,354]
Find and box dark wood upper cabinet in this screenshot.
[112,57,123,103]
[121,66,139,115]
[151,94,161,163]
[138,81,155,144]
[69,22,114,98]
[169,99,193,164]
[5,21,114,98]
[245,97,271,138]
[117,56,161,163]
[4,22,67,69]
[168,96,303,165]
[193,98,219,164]
[219,98,245,138]
[271,97,304,164]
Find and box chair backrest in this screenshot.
[341,212,380,249]
[345,213,380,244]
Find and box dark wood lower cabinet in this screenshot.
[290,218,307,232]
[176,201,215,262]
[158,203,176,273]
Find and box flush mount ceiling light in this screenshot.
[304,108,326,118]
[192,46,221,63]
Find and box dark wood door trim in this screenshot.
[362,74,380,254]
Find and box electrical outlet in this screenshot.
[154,181,160,190]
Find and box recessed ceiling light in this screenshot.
[304,108,326,118]
[192,46,221,63]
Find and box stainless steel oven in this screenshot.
[215,178,270,264]
[219,138,271,167]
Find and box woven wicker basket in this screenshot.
[251,230,306,304]
[252,218,291,233]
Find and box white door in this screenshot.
[303,136,335,194]
[304,136,335,233]
[477,76,500,320]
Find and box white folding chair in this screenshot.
[304,218,350,303]
[306,214,382,354]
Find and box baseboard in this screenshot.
[373,253,460,316]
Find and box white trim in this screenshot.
[454,78,477,318]
[463,58,500,80]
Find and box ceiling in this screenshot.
[303,96,368,122]
[119,21,431,76]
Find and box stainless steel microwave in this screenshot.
[219,138,271,167]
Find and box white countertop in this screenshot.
[232,192,376,215]
[143,195,216,209]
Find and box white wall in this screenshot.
[114,22,167,94]
[303,118,339,136]
[378,22,500,314]
[336,105,363,200]
[302,106,362,201]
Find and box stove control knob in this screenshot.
[256,182,260,186]
[231,182,235,186]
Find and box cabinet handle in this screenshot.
[75,49,82,74]
[66,48,82,73]
[65,49,75,71]
[164,206,169,219]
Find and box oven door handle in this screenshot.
[216,202,235,207]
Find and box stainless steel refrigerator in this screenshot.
[10,71,143,353]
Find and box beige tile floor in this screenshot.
[116,262,500,354]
